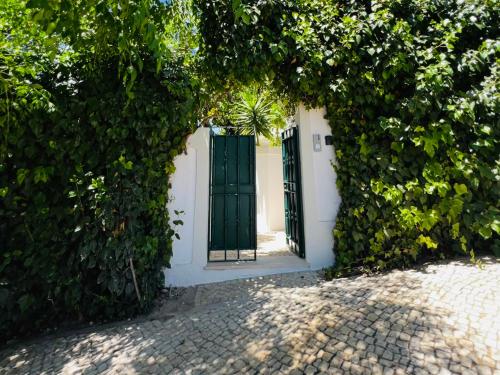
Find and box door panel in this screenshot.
[282,127,305,258]
[238,194,253,249]
[210,194,225,249]
[209,134,256,261]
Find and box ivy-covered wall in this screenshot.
[1,0,498,341]
[197,0,499,273]
[0,0,197,339]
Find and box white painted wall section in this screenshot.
[165,127,211,285]
[256,139,285,233]
[165,106,341,286]
[295,105,341,269]
[168,148,196,265]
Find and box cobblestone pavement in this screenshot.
[1,258,499,374]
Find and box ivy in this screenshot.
[197,0,500,273]
[1,0,498,340]
[1,0,197,339]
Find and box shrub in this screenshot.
[197,0,500,273]
[0,0,196,339]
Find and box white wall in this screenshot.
[165,128,302,286]
[256,139,285,233]
[295,105,341,269]
[165,106,341,286]
[168,148,196,265]
[165,127,211,285]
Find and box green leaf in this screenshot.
[423,136,439,157]
[46,21,57,34]
[492,220,500,235]
[478,227,492,239]
[417,235,438,250]
[421,209,439,231]
[453,183,467,196]
[449,198,464,219]
[241,12,250,25]
[17,169,29,185]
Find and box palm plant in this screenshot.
[231,87,287,145]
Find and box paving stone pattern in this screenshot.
[1,258,499,374]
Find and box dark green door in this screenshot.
[282,127,305,258]
[209,134,256,261]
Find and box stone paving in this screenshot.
[1,258,499,374]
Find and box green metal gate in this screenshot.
[208,134,256,261]
[282,127,305,258]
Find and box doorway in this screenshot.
[281,127,305,258]
[208,133,257,262]
[255,127,305,259]
[255,136,289,258]
[208,127,304,262]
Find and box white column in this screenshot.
[296,105,341,269]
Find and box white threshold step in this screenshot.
[204,255,310,271]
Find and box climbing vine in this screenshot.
[1,0,498,340]
[0,0,197,338]
[197,0,500,273]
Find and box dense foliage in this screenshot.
[0,0,197,338]
[1,0,498,340]
[205,85,290,144]
[198,0,500,272]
